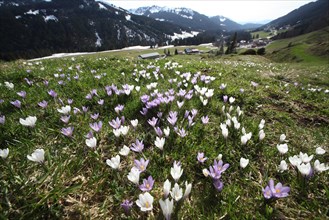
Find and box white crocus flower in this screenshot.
[202,168,209,177]
[159,198,174,220]
[240,157,249,168]
[27,149,45,163]
[314,160,329,173]
[130,119,138,128]
[164,127,170,137]
[4,82,14,89]
[85,137,97,149]
[278,160,288,172]
[277,143,288,154]
[170,183,183,201]
[170,162,183,182]
[315,146,326,155]
[119,145,130,156]
[280,134,286,142]
[299,152,313,163]
[113,128,121,137]
[19,116,37,127]
[136,192,154,212]
[106,155,120,169]
[183,181,192,199]
[57,105,71,115]
[127,167,140,184]
[229,97,235,104]
[155,137,165,150]
[289,155,302,167]
[163,179,171,198]
[120,126,129,136]
[297,162,312,176]
[0,148,9,159]
[259,130,265,141]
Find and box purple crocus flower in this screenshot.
[201,116,209,124]
[213,159,230,174]
[176,128,187,137]
[167,111,178,126]
[43,80,49,86]
[240,88,245,93]
[38,100,48,109]
[140,107,148,116]
[141,95,150,103]
[148,117,158,127]
[139,176,155,192]
[223,95,228,102]
[82,106,89,113]
[251,81,259,87]
[17,91,26,98]
[60,115,71,124]
[90,121,102,132]
[197,152,207,163]
[157,112,163,118]
[0,99,4,104]
[73,107,81,114]
[98,99,104,105]
[213,179,224,191]
[154,127,163,137]
[134,158,149,172]
[109,117,122,129]
[24,78,33,85]
[48,90,57,98]
[61,127,74,137]
[91,89,98,96]
[85,131,94,139]
[85,93,93,100]
[67,99,73,105]
[90,113,99,120]
[121,200,133,215]
[10,100,21,108]
[0,115,5,125]
[114,104,124,114]
[266,179,290,199]
[131,139,144,153]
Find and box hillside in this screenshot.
[266,27,329,64]
[263,0,328,40]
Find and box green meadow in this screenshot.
[0,31,328,219]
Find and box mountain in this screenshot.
[0,0,191,60]
[262,0,328,39]
[130,6,220,31]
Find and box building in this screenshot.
[138,52,161,59]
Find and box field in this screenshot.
[0,38,328,219]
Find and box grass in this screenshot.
[265,26,329,64]
[0,41,328,219]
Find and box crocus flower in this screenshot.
[38,100,48,108]
[147,117,158,127]
[277,144,288,154]
[90,121,102,132]
[10,100,21,108]
[106,155,120,169]
[119,145,130,156]
[263,179,290,199]
[167,111,178,126]
[134,158,149,172]
[155,137,165,150]
[48,90,57,98]
[159,198,174,220]
[299,152,313,163]
[289,155,302,167]
[170,183,183,201]
[130,119,138,128]
[0,115,5,125]
[98,99,104,105]
[61,127,74,137]
[183,181,192,198]
[259,130,265,141]
[213,179,224,192]
[4,81,14,89]
[223,95,228,102]
[27,149,45,163]
[279,134,286,142]
[121,200,133,215]
[201,116,209,124]
[315,146,326,155]
[164,127,170,137]
[19,116,37,127]
[176,128,187,137]
[278,160,288,172]
[90,113,99,120]
[0,148,9,159]
[171,161,183,182]
[240,157,249,168]
[57,105,71,115]
[314,160,329,173]
[109,117,122,129]
[128,167,140,185]
[197,152,207,163]
[115,104,124,114]
[136,192,154,212]
[60,115,70,124]
[297,162,312,176]
[17,91,26,98]
[163,179,171,198]
[139,176,155,192]
[131,139,144,153]
[85,137,97,149]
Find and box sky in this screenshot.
[104,0,316,24]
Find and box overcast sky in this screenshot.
[104,0,315,24]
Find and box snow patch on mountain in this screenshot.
[170,31,199,40]
[98,3,107,10]
[44,15,58,22]
[95,32,102,47]
[25,10,39,15]
[125,14,131,21]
